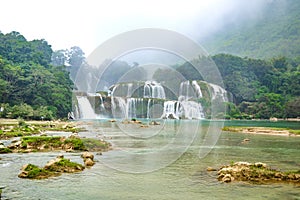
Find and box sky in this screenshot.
[0,0,270,55]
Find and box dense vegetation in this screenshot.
[176,54,300,119]
[1,26,299,120]
[0,31,73,119]
[203,0,300,59]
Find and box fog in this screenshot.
[0,0,285,55]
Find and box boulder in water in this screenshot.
[84,158,95,166]
[81,152,95,167]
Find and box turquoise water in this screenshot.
[223,120,300,129]
[0,120,299,199]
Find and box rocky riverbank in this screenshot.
[214,162,300,184]
[222,126,300,136]
[0,119,111,154]
[0,119,82,139]
[2,134,111,153]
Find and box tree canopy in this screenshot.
[0,31,73,119]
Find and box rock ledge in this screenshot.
[217,162,300,184]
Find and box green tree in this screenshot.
[11,104,34,119]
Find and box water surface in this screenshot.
[0,120,299,199]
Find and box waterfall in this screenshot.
[146,99,151,119]
[96,93,105,110]
[73,104,80,119]
[161,101,180,119]
[181,101,205,119]
[209,83,227,101]
[111,96,127,118]
[143,81,166,99]
[192,80,202,98]
[178,81,190,101]
[174,80,205,119]
[106,80,224,120]
[161,100,204,119]
[127,83,133,97]
[127,98,137,119]
[76,96,98,119]
[179,80,203,100]
[111,97,146,119]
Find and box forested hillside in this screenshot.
[202,0,300,59]
[0,31,73,119]
[0,29,299,120]
[177,54,300,119]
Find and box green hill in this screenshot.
[202,0,300,59]
[0,31,73,119]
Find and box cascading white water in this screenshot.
[161,101,180,119]
[178,81,190,101]
[111,96,127,118]
[181,101,205,119]
[108,80,222,120]
[209,83,227,101]
[192,80,202,98]
[96,93,105,110]
[179,80,203,100]
[73,104,80,119]
[146,99,151,119]
[111,97,145,119]
[127,98,137,119]
[127,83,133,97]
[144,81,166,99]
[172,80,205,119]
[76,96,98,119]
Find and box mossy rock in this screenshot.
[64,138,86,151]
[217,162,300,184]
[19,157,85,179]
[0,147,12,154]
[82,138,111,151]
[18,164,58,179]
[45,158,85,173]
[21,136,63,149]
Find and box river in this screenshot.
[0,120,299,199]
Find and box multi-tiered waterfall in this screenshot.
[143,81,166,99]
[75,80,227,120]
[161,80,205,119]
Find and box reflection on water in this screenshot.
[0,120,299,199]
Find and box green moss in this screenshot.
[46,158,84,172]
[0,147,12,154]
[21,158,84,179]
[60,137,111,151]
[81,138,111,151]
[56,158,83,168]
[285,170,300,175]
[289,130,300,135]
[64,138,86,150]
[21,136,62,149]
[222,126,241,132]
[24,164,55,179]
[0,126,40,139]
